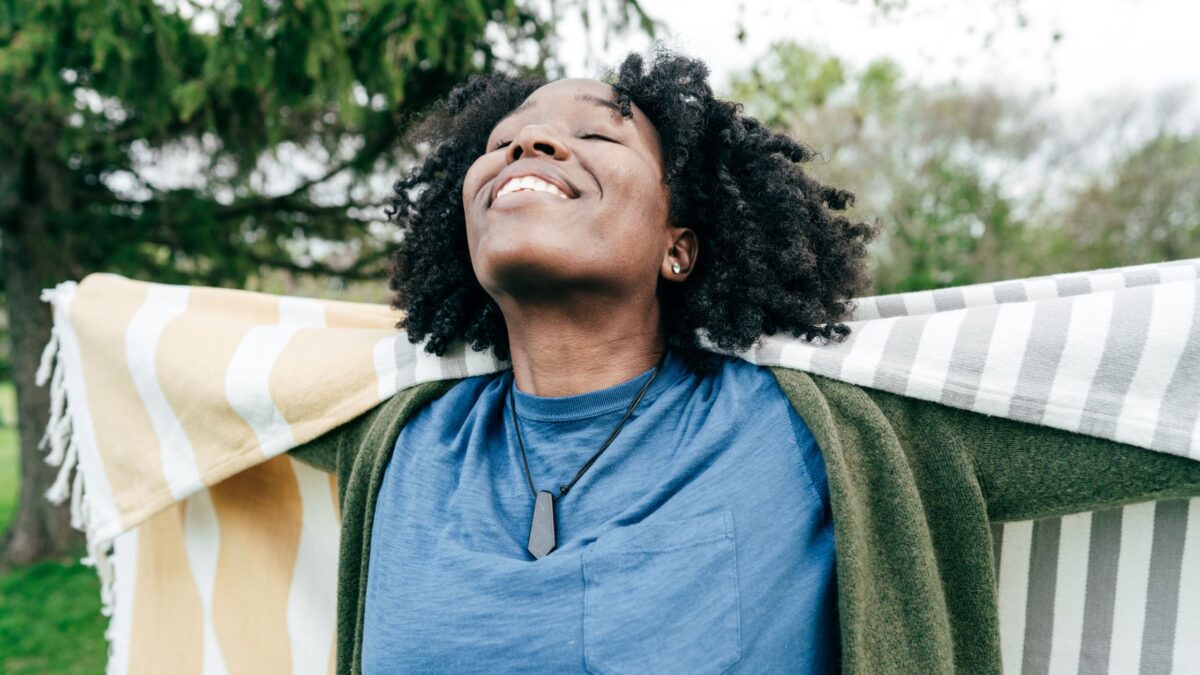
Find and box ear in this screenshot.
[661,227,698,282]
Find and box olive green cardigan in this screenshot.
[290,368,1200,674]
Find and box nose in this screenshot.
[506,124,570,163]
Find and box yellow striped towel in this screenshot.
[38,257,1200,673]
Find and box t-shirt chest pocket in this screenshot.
[581,510,741,674]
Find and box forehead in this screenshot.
[491,78,660,145]
[504,78,620,118]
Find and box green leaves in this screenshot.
[170,79,206,122]
[728,39,1200,295]
[728,42,849,130]
[0,0,652,287]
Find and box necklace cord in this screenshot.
[508,353,667,500]
[507,385,538,496]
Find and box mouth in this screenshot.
[491,189,569,209]
[489,167,579,207]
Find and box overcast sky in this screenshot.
[552,0,1199,116]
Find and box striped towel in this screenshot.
[38,257,1200,674]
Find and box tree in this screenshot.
[0,0,654,564]
[1055,133,1200,269]
[729,42,1056,294]
[727,40,1200,296]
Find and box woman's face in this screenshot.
[462,78,682,304]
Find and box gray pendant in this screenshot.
[527,490,557,559]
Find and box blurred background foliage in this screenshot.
[0,0,654,572]
[730,40,1200,293]
[1,0,1198,670]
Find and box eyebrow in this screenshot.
[495,92,625,128]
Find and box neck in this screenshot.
[501,295,665,397]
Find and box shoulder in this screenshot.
[406,373,503,421]
[696,352,797,394]
[387,372,509,449]
[705,357,831,511]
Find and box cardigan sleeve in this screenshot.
[769,366,1200,673]
[859,383,1200,522]
[288,421,345,474]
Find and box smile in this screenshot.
[495,175,571,201]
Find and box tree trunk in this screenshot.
[0,153,83,565]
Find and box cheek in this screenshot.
[461,160,493,247]
[608,163,670,228]
[461,157,494,212]
[620,159,667,215]
[590,167,670,269]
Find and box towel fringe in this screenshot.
[82,535,117,617]
[43,414,71,467]
[43,314,76,504]
[44,436,78,504]
[35,327,58,386]
[36,280,118,619]
[69,446,86,529]
[39,327,69,468]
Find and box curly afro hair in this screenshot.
[385,45,878,372]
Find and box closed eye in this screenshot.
[490,133,614,151]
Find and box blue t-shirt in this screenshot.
[362,351,838,673]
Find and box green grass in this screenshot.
[0,381,107,674]
[0,558,107,673]
[0,378,16,427]
[0,379,16,528]
[0,426,16,533]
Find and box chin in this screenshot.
[477,253,582,300]
[477,245,627,306]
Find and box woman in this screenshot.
[283,46,1200,674]
[357,45,883,667]
[361,47,874,673]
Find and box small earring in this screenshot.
[671,262,682,274]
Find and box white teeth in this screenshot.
[496,175,569,200]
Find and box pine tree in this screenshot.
[0,0,653,563]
